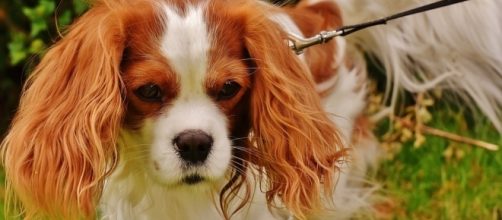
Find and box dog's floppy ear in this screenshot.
[244,10,346,219]
[1,4,125,219]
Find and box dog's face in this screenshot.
[1,0,344,218]
[122,3,252,186]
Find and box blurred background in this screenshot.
[0,0,500,219]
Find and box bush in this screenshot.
[0,0,88,135]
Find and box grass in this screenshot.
[0,108,500,220]
[376,108,502,219]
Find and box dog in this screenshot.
[2,0,501,219]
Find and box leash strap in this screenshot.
[288,0,469,54]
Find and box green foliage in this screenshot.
[0,0,88,135]
[7,0,55,65]
[23,0,55,37]
[377,108,502,219]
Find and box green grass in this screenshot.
[376,109,502,219]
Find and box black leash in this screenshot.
[288,0,469,54]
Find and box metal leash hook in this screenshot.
[288,30,343,55]
[287,0,469,54]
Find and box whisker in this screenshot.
[229,165,248,175]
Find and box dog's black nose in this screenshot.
[173,130,213,164]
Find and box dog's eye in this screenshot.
[135,84,163,102]
[217,80,241,101]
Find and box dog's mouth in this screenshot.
[182,174,205,185]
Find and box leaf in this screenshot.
[400,128,413,142]
[39,0,56,16]
[414,133,426,148]
[8,34,28,65]
[58,10,73,27]
[455,148,465,160]
[417,107,432,123]
[29,39,46,53]
[421,97,435,107]
[23,0,55,37]
[22,7,36,20]
[443,144,454,160]
[8,46,28,65]
[22,0,55,20]
[30,19,48,37]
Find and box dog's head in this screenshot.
[1,0,344,218]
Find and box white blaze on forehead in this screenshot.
[161,4,211,96]
[150,4,232,184]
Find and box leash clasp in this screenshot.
[286,0,468,54]
[287,30,342,55]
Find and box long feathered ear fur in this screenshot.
[1,3,125,219]
[243,5,346,219]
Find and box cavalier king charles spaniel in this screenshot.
[2,0,502,219]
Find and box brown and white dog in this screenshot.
[2,0,501,219]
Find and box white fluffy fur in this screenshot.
[318,48,380,219]
[336,0,502,132]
